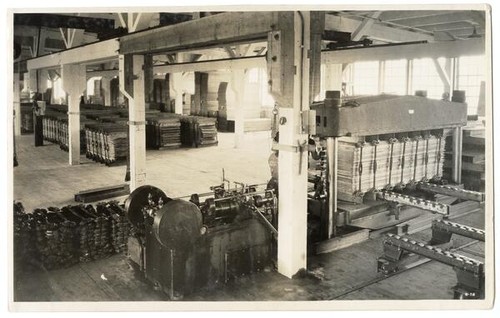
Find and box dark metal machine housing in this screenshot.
[125,184,277,299]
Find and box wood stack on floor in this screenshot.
[20,103,34,134]
[444,123,485,191]
[13,201,131,271]
[146,113,182,149]
[337,133,445,202]
[38,103,218,164]
[180,116,218,147]
[85,123,128,165]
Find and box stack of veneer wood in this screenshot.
[85,123,128,165]
[180,116,218,147]
[32,207,79,270]
[13,202,36,269]
[444,123,485,192]
[20,103,34,134]
[146,113,182,149]
[14,201,132,271]
[97,202,130,254]
[337,133,445,202]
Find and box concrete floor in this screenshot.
[14,132,273,211]
[12,132,486,303]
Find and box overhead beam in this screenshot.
[395,11,484,28]
[14,13,115,34]
[351,11,382,41]
[154,56,266,74]
[26,38,119,70]
[380,10,456,22]
[432,58,451,92]
[86,69,118,80]
[417,21,476,32]
[321,38,485,64]
[326,14,434,43]
[119,12,277,55]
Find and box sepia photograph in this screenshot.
[6,1,495,313]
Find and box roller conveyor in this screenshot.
[378,233,484,299]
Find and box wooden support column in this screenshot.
[100,77,112,106]
[171,73,185,114]
[267,12,318,278]
[61,64,86,165]
[13,72,21,136]
[230,69,245,148]
[143,54,153,109]
[119,54,147,190]
[38,69,49,93]
[28,69,38,94]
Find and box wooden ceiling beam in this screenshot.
[119,11,277,55]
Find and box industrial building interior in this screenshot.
[10,8,491,306]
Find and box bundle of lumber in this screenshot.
[146,113,182,149]
[337,133,445,203]
[85,123,128,165]
[13,201,132,271]
[180,116,218,147]
[444,123,485,191]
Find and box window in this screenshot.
[247,68,259,83]
[383,59,407,95]
[457,55,486,115]
[412,58,445,100]
[352,61,379,96]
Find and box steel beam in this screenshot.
[321,38,485,64]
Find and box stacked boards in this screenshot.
[85,123,128,165]
[337,133,445,202]
[444,123,485,192]
[180,116,218,147]
[39,104,218,165]
[13,201,130,271]
[146,113,182,149]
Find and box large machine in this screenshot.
[124,180,277,299]
[308,91,482,240]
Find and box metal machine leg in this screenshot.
[327,137,338,238]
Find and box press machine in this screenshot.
[309,92,481,240]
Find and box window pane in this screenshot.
[458,55,486,115]
[352,61,379,95]
[383,59,407,95]
[412,58,445,100]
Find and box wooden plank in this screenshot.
[463,135,486,146]
[316,229,370,254]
